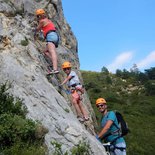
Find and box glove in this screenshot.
[96,135,101,142]
[58,84,63,89]
[65,89,71,95]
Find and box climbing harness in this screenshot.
[102,141,126,155]
[103,142,111,155]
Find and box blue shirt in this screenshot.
[101,111,125,144]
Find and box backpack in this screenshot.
[114,111,129,137]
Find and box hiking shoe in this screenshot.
[77,116,85,122]
[47,70,59,75]
[53,70,59,74]
[84,117,89,121]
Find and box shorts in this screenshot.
[46,31,59,47]
[71,91,80,101]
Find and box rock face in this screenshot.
[0,0,106,154]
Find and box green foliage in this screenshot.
[51,141,66,155]
[105,75,112,84]
[21,37,29,46]
[71,141,91,155]
[116,69,122,77]
[145,67,155,80]
[2,143,46,155]
[121,69,131,79]
[51,140,91,155]
[101,66,109,74]
[137,72,149,83]
[81,68,155,155]
[0,83,47,154]
[64,108,70,113]
[0,114,36,147]
[130,64,139,74]
[0,84,27,117]
[145,80,155,95]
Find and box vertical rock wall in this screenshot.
[0,0,106,154]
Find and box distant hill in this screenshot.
[81,67,155,155]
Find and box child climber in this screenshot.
[34,9,59,74]
[60,61,89,122]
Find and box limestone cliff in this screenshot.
[0,0,106,154]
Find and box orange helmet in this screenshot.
[35,9,45,15]
[96,98,106,105]
[62,61,71,69]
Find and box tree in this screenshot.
[145,67,155,80]
[130,64,139,74]
[101,66,109,74]
[116,69,122,77]
[137,72,148,84]
[106,76,112,84]
[122,69,130,79]
[144,81,155,95]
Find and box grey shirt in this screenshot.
[67,71,80,87]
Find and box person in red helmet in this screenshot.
[60,61,89,122]
[35,9,59,74]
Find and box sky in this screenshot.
[61,0,155,73]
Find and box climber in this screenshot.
[34,9,59,74]
[60,61,89,122]
[95,98,126,155]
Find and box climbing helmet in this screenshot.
[96,98,106,105]
[62,61,71,69]
[35,9,45,15]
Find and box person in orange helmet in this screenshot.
[95,98,126,155]
[60,61,89,122]
[35,9,59,74]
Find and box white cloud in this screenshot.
[107,51,133,72]
[137,51,155,69]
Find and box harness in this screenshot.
[70,83,83,101]
[114,146,126,151]
[110,137,126,151]
[70,83,81,88]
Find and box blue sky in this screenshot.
[62,0,155,73]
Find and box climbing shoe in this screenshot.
[84,117,89,121]
[77,116,85,122]
[47,70,59,75]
